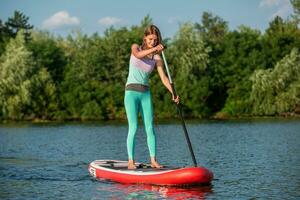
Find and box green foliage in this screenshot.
[168,23,211,117]
[263,16,300,68]
[0,31,35,119]
[219,26,264,116]
[291,0,300,13]
[29,67,58,119]
[250,48,300,115]
[4,10,33,41]
[195,12,229,113]
[291,0,300,23]
[0,19,9,56]
[28,31,66,84]
[60,31,104,119]
[81,100,103,120]
[0,11,33,60]
[0,31,57,120]
[195,11,229,45]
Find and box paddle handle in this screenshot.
[161,51,198,167]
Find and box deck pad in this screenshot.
[93,160,178,172]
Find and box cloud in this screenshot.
[259,0,293,19]
[259,0,280,7]
[43,11,80,29]
[98,17,125,26]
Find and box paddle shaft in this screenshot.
[161,51,198,167]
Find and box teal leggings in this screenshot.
[124,90,156,160]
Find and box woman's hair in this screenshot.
[142,25,162,49]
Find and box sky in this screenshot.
[0,0,295,38]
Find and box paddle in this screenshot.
[161,51,198,167]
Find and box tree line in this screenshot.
[0,2,299,121]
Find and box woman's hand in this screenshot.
[172,94,180,104]
[154,44,164,54]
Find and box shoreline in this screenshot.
[1,115,300,124]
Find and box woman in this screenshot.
[125,25,179,169]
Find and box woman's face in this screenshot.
[144,34,158,49]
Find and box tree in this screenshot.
[0,19,5,55]
[250,48,300,116]
[28,31,66,84]
[291,0,300,23]
[0,19,11,55]
[195,12,228,45]
[217,26,264,116]
[0,31,35,119]
[0,31,57,120]
[5,10,33,41]
[263,16,300,68]
[195,12,229,113]
[29,67,58,119]
[163,23,211,118]
[60,30,127,120]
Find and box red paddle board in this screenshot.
[88,160,213,186]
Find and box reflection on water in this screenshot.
[94,182,213,200]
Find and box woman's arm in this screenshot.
[131,44,163,59]
[155,55,180,104]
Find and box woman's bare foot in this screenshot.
[150,157,163,168]
[128,159,136,169]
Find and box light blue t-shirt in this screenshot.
[126,54,157,86]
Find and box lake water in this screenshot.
[0,119,299,199]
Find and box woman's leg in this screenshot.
[124,91,140,164]
[140,91,162,168]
